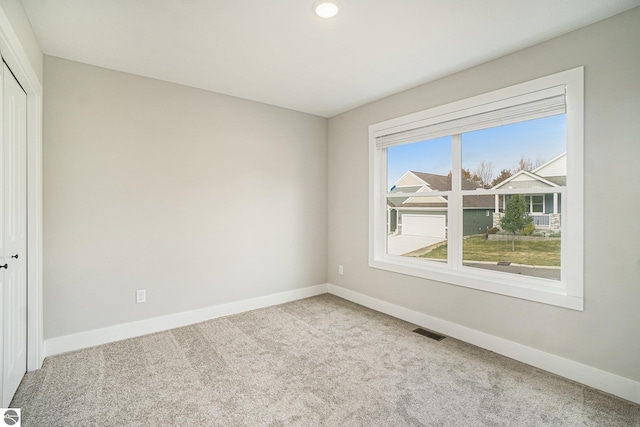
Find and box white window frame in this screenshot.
[369,67,584,310]
[526,195,545,213]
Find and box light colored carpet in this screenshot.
[11,294,640,426]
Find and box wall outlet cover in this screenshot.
[136,289,146,304]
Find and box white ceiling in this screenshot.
[20,0,640,117]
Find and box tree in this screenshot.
[515,155,545,172]
[473,160,494,189]
[500,195,533,251]
[490,168,512,187]
[460,168,485,188]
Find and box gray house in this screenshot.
[491,152,566,232]
[388,171,494,239]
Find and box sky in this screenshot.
[387,114,567,189]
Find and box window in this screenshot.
[525,195,545,213]
[369,67,584,310]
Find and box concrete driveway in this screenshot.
[387,235,444,256]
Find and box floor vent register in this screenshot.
[412,327,446,341]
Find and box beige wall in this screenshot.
[44,56,328,339]
[327,8,640,382]
[0,0,42,83]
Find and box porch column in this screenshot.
[553,193,558,214]
[387,207,390,234]
[494,194,499,213]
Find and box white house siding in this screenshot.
[534,153,566,177]
[395,172,427,187]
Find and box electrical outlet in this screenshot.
[338,265,344,275]
[136,289,146,304]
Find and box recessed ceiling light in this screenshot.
[314,1,340,19]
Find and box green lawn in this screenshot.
[421,235,560,266]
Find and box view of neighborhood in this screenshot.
[386,115,566,280]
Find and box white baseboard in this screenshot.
[43,282,640,405]
[44,284,328,357]
[327,284,640,405]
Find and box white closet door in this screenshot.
[1,62,27,407]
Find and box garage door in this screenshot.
[401,214,446,238]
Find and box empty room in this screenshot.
[0,0,639,425]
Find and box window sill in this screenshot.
[369,255,583,311]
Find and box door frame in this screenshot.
[0,8,44,370]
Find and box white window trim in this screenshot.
[369,67,584,310]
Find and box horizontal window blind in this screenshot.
[376,87,565,150]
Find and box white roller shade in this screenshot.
[376,86,566,150]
